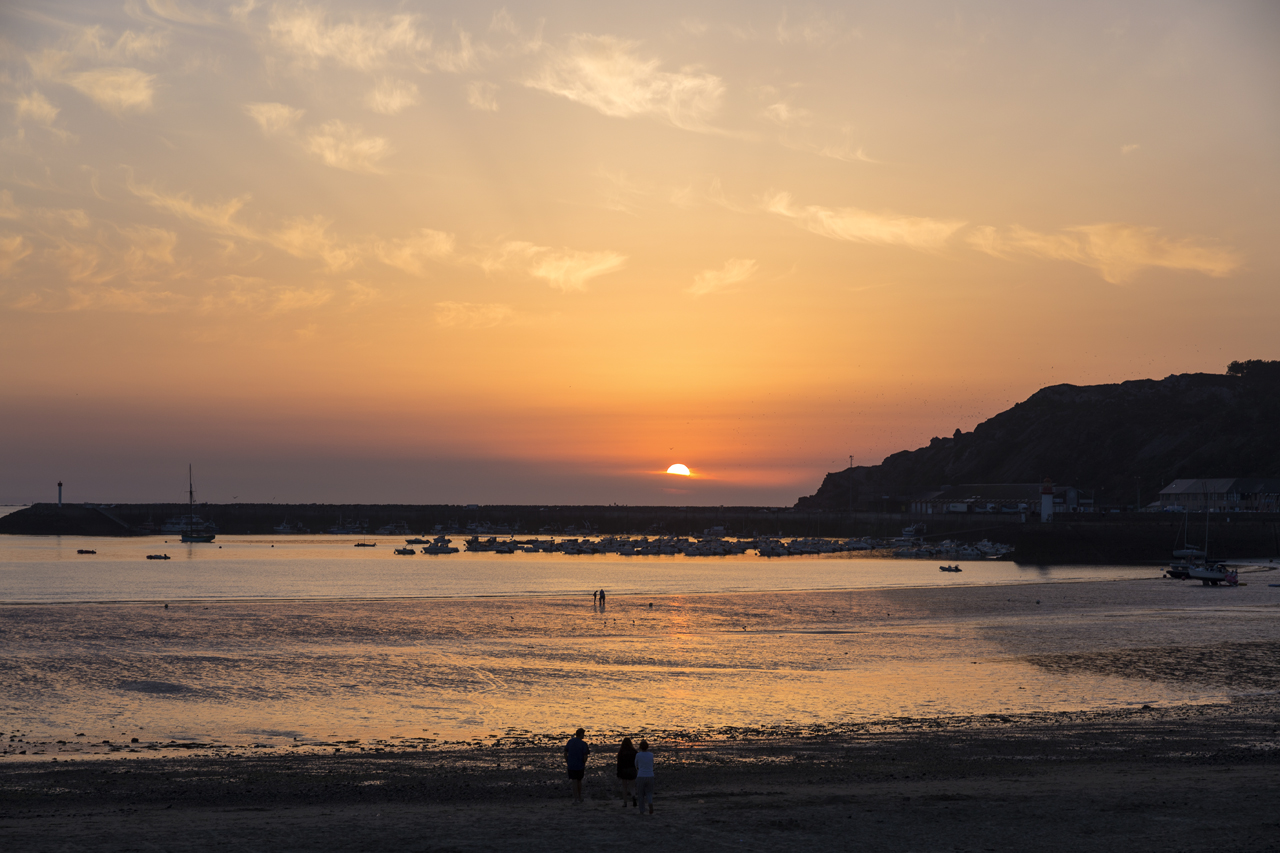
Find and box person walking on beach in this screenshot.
[635,739,655,815]
[598,589,606,607]
[616,737,638,807]
[565,728,591,802]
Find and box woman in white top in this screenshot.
[634,739,655,815]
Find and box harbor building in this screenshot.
[909,484,1086,516]
[1157,478,1280,513]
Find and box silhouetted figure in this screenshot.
[598,589,606,607]
[635,739,655,815]
[564,728,590,801]
[616,737,638,807]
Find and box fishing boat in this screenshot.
[146,554,171,560]
[422,536,459,554]
[939,564,962,572]
[393,547,417,555]
[179,465,216,543]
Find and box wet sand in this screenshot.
[3,697,1278,852]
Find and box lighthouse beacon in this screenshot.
[1040,479,1054,523]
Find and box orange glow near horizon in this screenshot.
[0,1,1276,505]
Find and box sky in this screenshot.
[1,0,1277,506]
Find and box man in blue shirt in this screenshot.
[564,728,591,801]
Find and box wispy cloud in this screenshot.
[29,48,157,115]
[304,120,389,173]
[466,80,499,111]
[483,240,627,291]
[246,101,304,135]
[0,233,33,274]
[365,78,419,114]
[526,35,723,130]
[72,25,170,61]
[127,178,255,239]
[762,100,806,127]
[65,67,156,113]
[435,301,514,328]
[689,258,757,296]
[270,216,360,271]
[268,7,430,72]
[764,192,964,251]
[47,225,178,286]
[14,91,60,126]
[375,228,454,275]
[967,223,1241,284]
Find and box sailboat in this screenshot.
[1166,506,1236,586]
[179,465,216,543]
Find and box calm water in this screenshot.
[0,532,1162,603]
[2,528,1277,757]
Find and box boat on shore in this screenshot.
[1187,562,1239,586]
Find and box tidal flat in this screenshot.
[2,551,1278,850]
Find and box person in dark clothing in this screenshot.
[616,737,638,807]
[564,728,591,801]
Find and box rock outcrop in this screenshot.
[797,363,1280,510]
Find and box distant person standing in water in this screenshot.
[635,739,655,815]
[616,737,638,807]
[565,728,591,801]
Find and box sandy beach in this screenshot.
[3,697,1279,852]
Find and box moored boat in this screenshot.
[178,465,216,543]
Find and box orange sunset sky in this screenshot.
[1,0,1277,505]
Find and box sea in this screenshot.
[2,510,1278,758]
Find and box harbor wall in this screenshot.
[2,503,1277,565]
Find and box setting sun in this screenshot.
[666,464,692,476]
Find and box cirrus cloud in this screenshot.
[66,67,156,114]
[526,34,723,131]
[967,223,1241,284]
[482,240,627,291]
[764,192,964,251]
[246,102,305,136]
[268,7,430,72]
[690,258,757,296]
[304,120,390,173]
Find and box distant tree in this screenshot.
[1227,359,1280,380]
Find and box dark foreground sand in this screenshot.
[3,699,1278,852]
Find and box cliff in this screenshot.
[796,363,1280,511]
